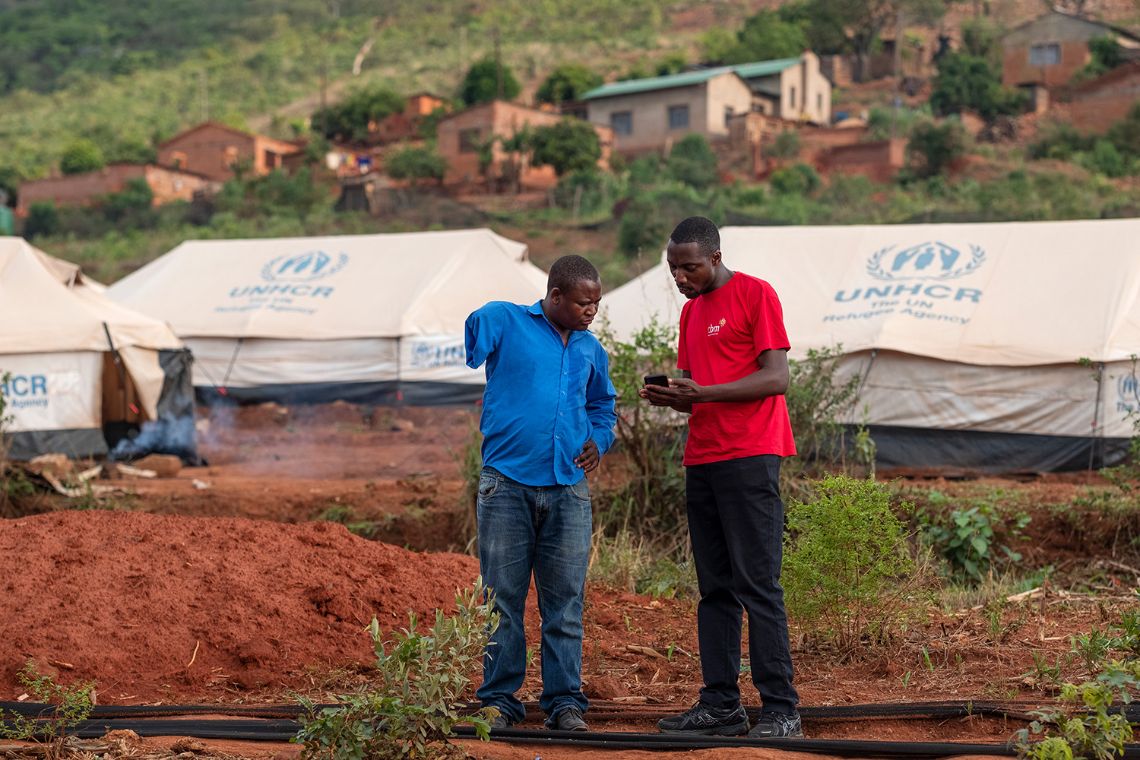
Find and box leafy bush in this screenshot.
[906,121,967,178]
[594,318,687,545]
[552,169,623,216]
[1029,122,1094,161]
[60,139,105,175]
[667,133,718,189]
[293,579,499,759]
[783,475,923,654]
[23,202,60,239]
[930,53,1025,120]
[536,63,602,104]
[917,493,1030,583]
[617,183,711,257]
[770,163,820,196]
[312,85,403,143]
[531,119,602,176]
[385,144,446,183]
[101,177,156,226]
[1080,140,1130,178]
[459,55,520,106]
[783,345,865,480]
[0,662,95,751]
[768,131,801,160]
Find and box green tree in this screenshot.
[312,85,404,143]
[655,51,688,76]
[536,64,602,105]
[667,133,719,189]
[724,10,808,64]
[930,53,1024,120]
[1108,102,1140,157]
[102,177,155,225]
[385,144,447,183]
[530,119,602,176]
[459,55,521,106]
[23,202,59,239]
[959,16,1003,68]
[770,162,821,195]
[906,120,966,178]
[59,139,105,175]
[1078,35,1124,81]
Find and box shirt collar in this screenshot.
[527,300,544,316]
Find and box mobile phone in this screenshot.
[643,374,669,387]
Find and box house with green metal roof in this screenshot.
[582,52,831,152]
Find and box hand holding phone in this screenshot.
[643,374,669,387]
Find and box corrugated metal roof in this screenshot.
[583,57,800,100]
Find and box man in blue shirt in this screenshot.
[465,254,617,733]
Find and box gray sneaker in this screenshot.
[657,702,749,736]
[747,710,803,738]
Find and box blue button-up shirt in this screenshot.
[465,300,617,487]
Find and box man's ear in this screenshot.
[548,286,563,304]
[710,250,723,267]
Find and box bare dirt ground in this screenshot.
[2,403,1138,759]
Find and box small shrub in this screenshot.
[917,494,1030,583]
[594,318,686,543]
[907,121,967,178]
[385,144,446,184]
[783,475,924,655]
[768,131,801,160]
[293,579,499,759]
[0,662,96,753]
[769,163,820,196]
[667,134,718,189]
[531,119,602,177]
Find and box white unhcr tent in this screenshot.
[0,238,197,461]
[599,219,1140,473]
[107,229,549,404]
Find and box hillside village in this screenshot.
[2,0,1140,281]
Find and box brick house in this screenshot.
[373,92,449,144]
[1064,60,1140,132]
[16,164,214,216]
[157,122,303,181]
[582,53,831,154]
[1001,11,1140,88]
[435,101,612,189]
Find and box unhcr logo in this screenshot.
[867,242,986,281]
[1117,373,1135,412]
[261,251,348,283]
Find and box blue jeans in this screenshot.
[475,466,592,724]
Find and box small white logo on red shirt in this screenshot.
[707,318,727,337]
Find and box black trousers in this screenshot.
[686,454,798,713]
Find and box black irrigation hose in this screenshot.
[8,718,1140,759]
[4,699,1140,758]
[3,698,1136,723]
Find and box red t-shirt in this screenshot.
[677,272,797,465]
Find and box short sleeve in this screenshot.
[750,280,791,356]
[465,304,502,369]
[677,301,691,371]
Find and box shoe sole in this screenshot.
[749,730,805,739]
[658,720,749,737]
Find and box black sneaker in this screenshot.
[747,710,803,738]
[545,706,588,732]
[489,714,514,730]
[657,702,749,736]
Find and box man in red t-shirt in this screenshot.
[641,216,801,739]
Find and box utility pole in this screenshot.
[493,28,503,100]
[199,69,209,122]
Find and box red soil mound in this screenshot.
[0,510,478,702]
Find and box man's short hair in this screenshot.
[669,216,720,257]
[547,254,600,294]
